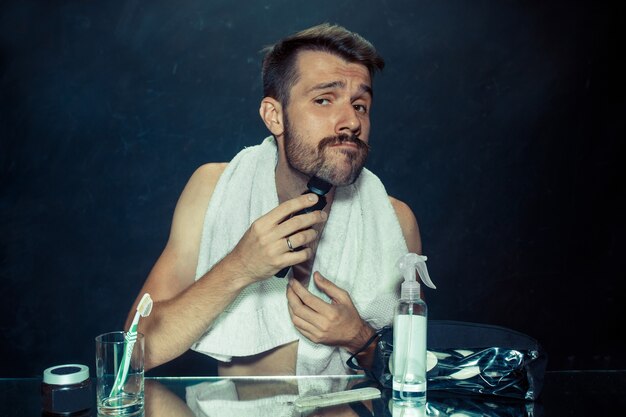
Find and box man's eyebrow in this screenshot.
[359,84,373,98]
[307,81,373,98]
[307,80,346,93]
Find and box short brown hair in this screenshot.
[261,23,385,105]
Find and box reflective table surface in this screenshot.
[1,371,624,416]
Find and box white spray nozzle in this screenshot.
[397,253,436,300]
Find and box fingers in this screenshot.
[280,226,318,252]
[313,272,350,304]
[266,193,322,226]
[265,195,327,261]
[277,246,313,271]
[275,209,327,242]
[230,194,327,281]
[286,282,329,341]
[254,193,326,250]
[286,278,362,347]
[288,278,333,314]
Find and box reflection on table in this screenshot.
[0,371,624,416]
[146,375,537,417]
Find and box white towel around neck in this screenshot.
[191,136,408,375]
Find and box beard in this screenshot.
[282,113,370,186]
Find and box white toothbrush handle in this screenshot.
[110,312,140,397]
[118,332,137,388]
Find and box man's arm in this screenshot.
[124,162,230,370]
[125,163,327,370]
[389,196,422,255]
[286,197,422,367]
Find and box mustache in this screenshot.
[317,134,370,152]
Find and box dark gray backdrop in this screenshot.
[1,0,624,377]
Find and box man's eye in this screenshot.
[354,104,368,113]
[314,98,331,105]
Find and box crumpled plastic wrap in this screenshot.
[426,347,543,400]
[349,322,547,402]
[425,394,542,417]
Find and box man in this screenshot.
[125,23,422,376]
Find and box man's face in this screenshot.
[281,50,373,186]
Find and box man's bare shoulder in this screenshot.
[192,162,229,187]
[181,162,229,202]
[168,162,228,245]
[389,196,422,254]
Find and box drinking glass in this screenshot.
[95,331,144,416]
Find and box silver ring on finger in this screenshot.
[286,237,295,252]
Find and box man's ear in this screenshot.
[259,97,284,136]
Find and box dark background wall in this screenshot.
[1,0,623,377]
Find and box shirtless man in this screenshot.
[125,24,421,376]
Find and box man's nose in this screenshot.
[336,104,361,136]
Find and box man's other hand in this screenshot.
[286,272,375,353]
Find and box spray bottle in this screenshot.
[392,253,436,406]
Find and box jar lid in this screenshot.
[43,364,90,385]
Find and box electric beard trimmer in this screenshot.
[275,176,332,278]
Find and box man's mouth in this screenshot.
[329,141,359,149]
[318,134,370,152]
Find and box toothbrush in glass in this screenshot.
[110,293,153,398]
